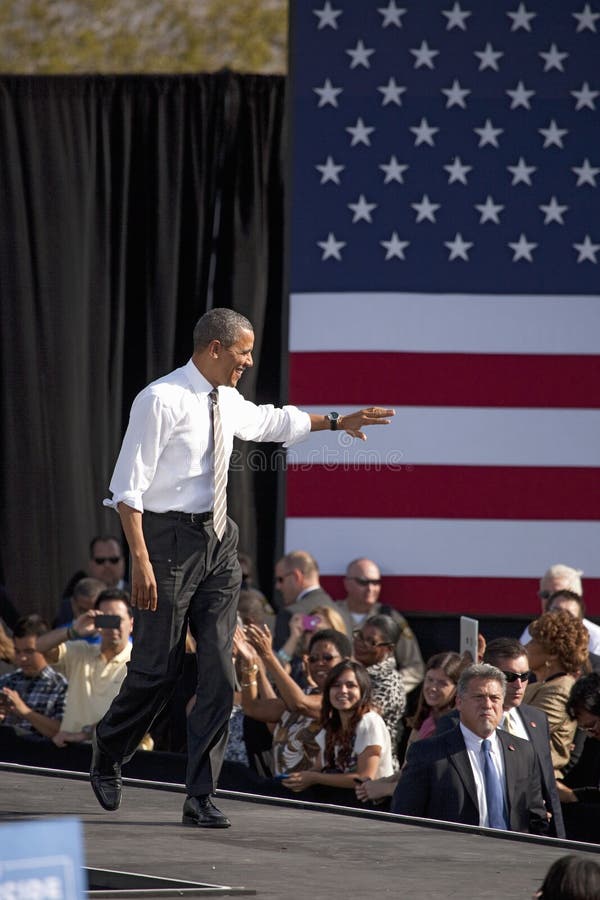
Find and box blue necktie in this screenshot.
[481,738,508,830]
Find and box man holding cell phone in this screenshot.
[36,588,134,746]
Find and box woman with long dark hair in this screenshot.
[406,650,464,745]
[282,659,394,798]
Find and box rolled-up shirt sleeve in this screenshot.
[104,391,177,512]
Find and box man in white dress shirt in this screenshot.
[392,664,548,834]
[90,307,394,827]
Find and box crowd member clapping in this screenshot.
[282,659,394,802]
[0,615,66,740]
[237,624,352,776]
[524,609,589,779]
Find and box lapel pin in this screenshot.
[529,721,537,728]
[508,744,516,751]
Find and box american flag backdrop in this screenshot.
[285,0,600,616]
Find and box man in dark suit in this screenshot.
[392,663,548,834]
[272,550,336,649]
[483,637,565,837]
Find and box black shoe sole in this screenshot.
[181,814,231,828]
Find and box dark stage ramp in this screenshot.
[1,764,599,900]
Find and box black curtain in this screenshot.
[0,73,287,619]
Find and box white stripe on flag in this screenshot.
[284,518,600,579]
[290,293,600,355]
[288,407,600,468]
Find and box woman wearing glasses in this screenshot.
[352,615,406,769]
[524,609,589,779]
[236,624,352,777]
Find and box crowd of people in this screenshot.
[2,545,600,849]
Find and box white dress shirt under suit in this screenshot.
[460,724,508,828]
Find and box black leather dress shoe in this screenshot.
[90,735,122,811]
[182,795,231,828]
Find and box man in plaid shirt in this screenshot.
[0,615,66,739]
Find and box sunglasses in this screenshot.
[352,630,392,648]
[502,670,531,683]
[274,572,294,584]
[308,653,340,663]
[351,577,382,587]
[94,556,122,565]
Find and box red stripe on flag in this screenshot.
[286,464,600,520]
[319,575,600,617]
[289,352,600,408]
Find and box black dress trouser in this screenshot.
[95,510,242,796]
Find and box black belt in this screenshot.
[147,510,212,524]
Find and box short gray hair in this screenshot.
[193,308,253,350]
[73,577,106,599]
[543,564,583,596]
[457,663,506,698]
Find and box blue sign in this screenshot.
[0,818,86,899]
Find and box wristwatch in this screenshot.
[326,411,340,431]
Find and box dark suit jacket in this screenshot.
[435,705,565,837]
[392,725,548,834]
[562,735,600,842]
[515,704,565,838]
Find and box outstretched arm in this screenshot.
[37,610,103,662]
[309,407,395,441]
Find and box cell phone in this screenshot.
[95,614,121,629]
[272,773,290,781]
[302,614,321,632]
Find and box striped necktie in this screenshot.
[209,389,227,541]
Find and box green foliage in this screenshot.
[0,0,288,73]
